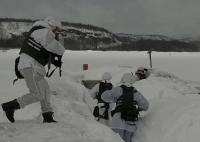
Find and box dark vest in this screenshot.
[115,85,139,122]
[96,82,113,103]
[93,82,112,120]
[20,26,53,66]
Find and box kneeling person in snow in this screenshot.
[101,73,149,142]
[132,66,151,82]
[90,72,113,126]
[1,16,65,123]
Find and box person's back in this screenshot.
[101,73,149,142]
[90,72,113,126]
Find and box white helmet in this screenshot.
[137,66,145,71]
[120,73,135,84]
[44,16,62,29]
[135,66,151,78]
[102,72,112,80]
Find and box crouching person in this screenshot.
[101,73,149,142]
[90,72,113,126]
[132,66,151,82]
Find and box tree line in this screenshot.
[105,39,199,52]
[1,36,199,52]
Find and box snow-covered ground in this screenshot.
[0,49,200,142]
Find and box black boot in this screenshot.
[42,112,57,123]
[1,99,20,123]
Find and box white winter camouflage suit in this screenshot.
[101,84,149,142]
[17,20,65,113]
[90,73,114,126]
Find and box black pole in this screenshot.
[147,49,153,68]
[149,53,152,68]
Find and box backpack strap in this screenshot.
[46,67,58,77]
[13,57,24,85]
[21,26,46,50]
[46,54,63,78]
[13,78,19,85]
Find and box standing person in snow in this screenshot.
[101,73,149,142]
[1,16,65,123]
[90,72,113,126]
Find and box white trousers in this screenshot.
[17,67,52,113]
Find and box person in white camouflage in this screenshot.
[101,73,149,142]
[1,16,65,123]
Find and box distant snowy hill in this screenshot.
[0,22,32,39]
[0,20,121,50]
[116,33,200,43]
[116,33,173,42]
[0,18,199,51]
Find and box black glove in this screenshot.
[135,72,146,80]
[53,60,62,68]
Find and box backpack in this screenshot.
[93,82,113,120]
[93,104,110,121]
[115,85,139,124]
[96,82,113,103]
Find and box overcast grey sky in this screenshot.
[1,0,200,36]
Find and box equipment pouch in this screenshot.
[93,106,99,117]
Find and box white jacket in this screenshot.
[101,85,149,132]
[18,20,65,76]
